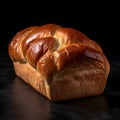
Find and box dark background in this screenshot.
[0,1,119,61]
[1,1,120,120]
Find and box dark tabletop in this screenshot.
[0,44,120,120]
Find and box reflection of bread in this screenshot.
[8,24,110,101]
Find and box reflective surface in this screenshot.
[1,48,120,120]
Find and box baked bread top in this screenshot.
[8,23,110,83]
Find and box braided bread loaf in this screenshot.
[8,24,110,101]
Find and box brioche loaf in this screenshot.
[8,24,110,101]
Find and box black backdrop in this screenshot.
[1,1,120,85]
[0,1,119,61]
[0,1,120,87]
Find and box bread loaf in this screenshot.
[8,24,110,101]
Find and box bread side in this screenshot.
[13,57,107,101]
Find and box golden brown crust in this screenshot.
[8,23,110,101]
[26,37,56,68]
[13,62,47,97]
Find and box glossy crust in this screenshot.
[8,24,110,101]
